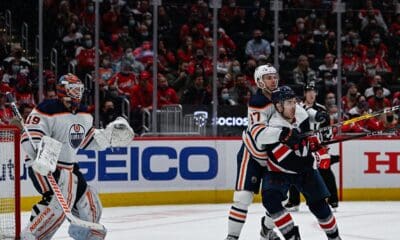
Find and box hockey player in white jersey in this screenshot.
[20,73,134,239]
[225,64,279,240]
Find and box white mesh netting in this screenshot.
[0,128,18,239]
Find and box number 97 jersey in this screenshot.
[247,89,275,128]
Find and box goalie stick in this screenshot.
[5,92,106,232]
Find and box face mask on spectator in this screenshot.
[126,52,134,60]
[352,38,359,46]
[106,107,115,115]
[129,19,136,26]
[88,6,94,13]
[145,20,152,26]
[219,53,226,59]
[229,2,236,7]
[12,64,20,74]
[85,40,93,48]
[297,23,305,31]
[232,66,241,73]
[357,101,368,110]
[372,37,380,45]
[196,54,204,60]
[326,98,335,105]
[221,93,230,100]
[254,36,262,42]
[141,32,149,37]
[387,115,394,123]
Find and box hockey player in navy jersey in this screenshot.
[285,82,339,212]
[225,64,279,240]
[20,74,134,239]
[243,86,341,240]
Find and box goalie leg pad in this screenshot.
[22,169,78,239]
[69,185,106,240]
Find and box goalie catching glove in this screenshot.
[32,136,63,176]
[94,117,134,149]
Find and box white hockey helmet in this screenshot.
[254,63,278,90]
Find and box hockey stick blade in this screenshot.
[6,93,106,231]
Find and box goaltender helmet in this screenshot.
[56,73,84,111]
[254,63,278,89]
[272,85,296,104]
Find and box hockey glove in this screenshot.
[315,111,330,123]
[312,147,330,169]
[106,117,135,147]
[307,135,322,152]
[279,127,302,150]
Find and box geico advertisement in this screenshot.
[14,140,240,196]
[342,139,400,188]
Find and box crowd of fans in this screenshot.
[0,0,399,134]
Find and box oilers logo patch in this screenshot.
[69,124,85,148]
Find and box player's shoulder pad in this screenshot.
[36,99,67,115]
[315,103,327,111]
[249,89,272,108]
[296,104,309,123]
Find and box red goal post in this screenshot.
[0,125,21,239]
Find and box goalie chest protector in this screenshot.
[26,99,93,165]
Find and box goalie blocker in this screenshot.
[11,74,134,240]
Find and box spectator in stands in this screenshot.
[15,74,35,106]
[158,6,174,44]
[342,82,360,113]
[219,87,237,106]
[157,39,177,74]
[0,32,10,62]
[130,70,153,133]
[324,31,337,55]
[364,75,391,99]
[169,62,191,98]
[45,88,57,100]
[368,84,392,111]
[0,88,13,125]
[318,53,338,82]
[108,59,137,97]
[362,46,392,85]
[56,1,77,37]
[19,103,34,122]
[243,58,257,92]
[383,112,398,129]
[118,26,135,50]
[292,55,317,86]
[177,36,194,63]
[181,74,212,105]
[342,41,363,73]
[251,7,272,35]
[217,47,232,75]
[348,95,370,118]
[216,28,236,52]
[157,73,179,107]
[187,49,212,77]
[245,29,271,60]
[271,30,293,62]
[80,1,95,32]
[393,91,400,106]
[102,2,121,36]
[229,73,251,105]
[62,22,83,61]
[389,13,400,35]
[359,2,388,36]
[100,99,117,128]
[115,48,145,76]
[98,53,114,84]
[2,44,32,85]
[133,41,154,67]
[294,33,318,60]
[75,33,97,76]
[287,17,307,48]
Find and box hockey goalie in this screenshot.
[20,73,134,239]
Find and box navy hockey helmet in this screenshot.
[272,86,296,104]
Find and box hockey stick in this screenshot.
[300,105,400,138]
[321,128,398,145]
[5,92,105,232]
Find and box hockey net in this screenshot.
[0,126,20,239]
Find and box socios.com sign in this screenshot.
[77,146,218,182]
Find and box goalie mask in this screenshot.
[254,63,279,92]
[57,74,84,112]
